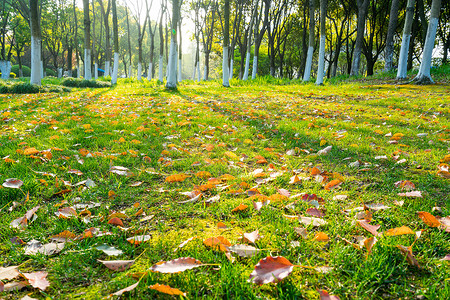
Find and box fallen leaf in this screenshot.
[248,256,294,285]
[165,173,190,182]
[324,179,342,190]
[96,244,123,256]
[243,230,262,244]
[228,244,259,257]
[384,226,415,236]
[203,236,231,252]
[55,207,77,219]
[174,236,197,252]
[357,220,381,236]
[127,235,151,245]
[111,281,139,296]
[149,283,186,296]
[314,232,330,242]
[108,217,124,227]
[397,245,420,268]
[364,237,377,255]
[2,178,23,189]
[306,208,325,218]
[98,260,135,271]
[397,191,423,198]
[319,289,341,300]
[0,266,20,280]
[151,257,203,273]
[299,216,328,227]
[417,211,441,227]
[217,222,228,229]
[231,203,248,212]
[24,240,64,256]
[294,227,308,239]
[21,271,50,291]
[50,230,77,242]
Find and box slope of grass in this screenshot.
[0,78,449,299]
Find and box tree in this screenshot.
[384,0,399,72]
[82,0,92,79]
[243,0,258,80]
[396,0,415,79]
[158,0,166,82]
[30,0,41,85]
[414,0,442,84]
[222,0,230,86]
[200,0,217,81]
[111,0,119,84]
[10,14,30,77]
[131,0,148,81]
[315,0,327,85]
[146,3,158,80]
[350,0,369,76]
[0,1,14,79]
[98,0,111,76]
[303,0,314,81]
[252,0,269,79]
[166,0,179,88]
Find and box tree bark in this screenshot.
[30,0,41,85]
[384,0,399,72]
[303,0,315,81]
[350,0,369,76]
[111,0,119,84]
[222,0,230,87]
[166,0,179,88]
[315,0,327,85]
[83,0,92,79]
[414,0,441,84]
[397,0,415,79]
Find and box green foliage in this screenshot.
[0,82,40,94]
[10,64,30,78]
[61,78,111,88]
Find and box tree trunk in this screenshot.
[303,0,315,81]
[350,0,369,76]
[222,0,230,87]
[30,0,41,85]
[315,0,327,85]
[159,11,164,82]
[126,5,132,78]
[166,0,179,88]
[384,0,399,72]
[414,0,441,84]
[111,0,119,84]
[83,0,92,79]
[397,0,415,79]
[178,18,182,81]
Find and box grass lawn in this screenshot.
[0,77,449,299]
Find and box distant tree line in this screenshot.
[0,0,448,87]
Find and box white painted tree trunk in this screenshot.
[111,52,119,84]
[94,63,98,79]
[0,61,12,79]
[203,65,207,81]
[30,36,41,85]
[243,52,251,80]
[229,59,234,79]
[58,68,63,78]
[252,56,257,79]
[397,0,415,79]
[196,62,201,82]
[178,59,182,82]
[315,35,326,85]
[41,60,44,78]
[158,55,164,82]
[303,46,314,81]
[105,61,110,77]
[222,46,230,87]
[137,62,142,80]
[415,17,439,83]
[192,62,196,80]
[166,39,178,88]
[148,63,152,80]
[397,34,411,79]
[84,49,92,79]
[6,61,11,78]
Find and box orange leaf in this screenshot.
[165,174,190,183]
[357,220,381,236]
[203,236,231,252]
[314,232,329,242]
[324,179,342,190]
[310,167,321,176]
[217,222,228,229]
[23,147,39,155]
[384,226,415,236]
[108,217,124,227]
[397,245,420,268]
[195,171,211,178]
[231,203,248,212]
[149,283,186,296]
[417,211,441,227]
[248,256,294,285]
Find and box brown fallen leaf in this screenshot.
[2,281,28,292]
[397,191,423,197]
[0,266,20,280]
[248,256,294,285]
[231,203,248,212]
[417,211,441,227]
[151,257,203,273]
[397,245,420,268]
[357,220,382,236]
[306,207,325,218]
[242,230,262,244]
[228,244,260,257]
[294,227,308,239]
[319,289,341,300]
[50,230,77,242]
[149,283,186,296]
[108,217,124,227]
[217,222,228,229]
[165,173,190,183]
[98,260,135,271]
[111,281,139,296]
[127,235,151,245]
[384,226,415,236]
[2,178,24,189]
[174,236,197,252]
[10,205,40,229]
[21,271,50,291]
[55,207,77,219]
[364,237,377,255]
[314,232,330,242]
[324,179,342,190]
[203,236,232,252]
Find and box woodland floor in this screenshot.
[0,78,449,299]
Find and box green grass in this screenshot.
[0,76,449,299]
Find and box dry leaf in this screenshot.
[324,179,342,190]
[306,208,325,218]
[2,178,23,189]
[299,216,328,227]
[165,173,190,182]
[217,222,228,229]
[98,260,135,271]
[151,257,203,273]
[417,211,441,227]
[50,230,77,242]
[231,203,248,212]
[21,271,50,291]
[319,289,341,300]
[364,237,377,255]
[0,266,20,280]
[314,232,330,242]
[243,230,262,244]
[149,283,186,296]
[228,244,259,257]
[397,191,423,198]
[203,236,231,252]
[174,236,197,252]
[111,281,139,296]
[384,226,415,236]
[108,217,124,227]
[248,256,294,285]
[397,245,420,268]
[294,227,308,239]
[127,235,151,245]
[357,220,381,236]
